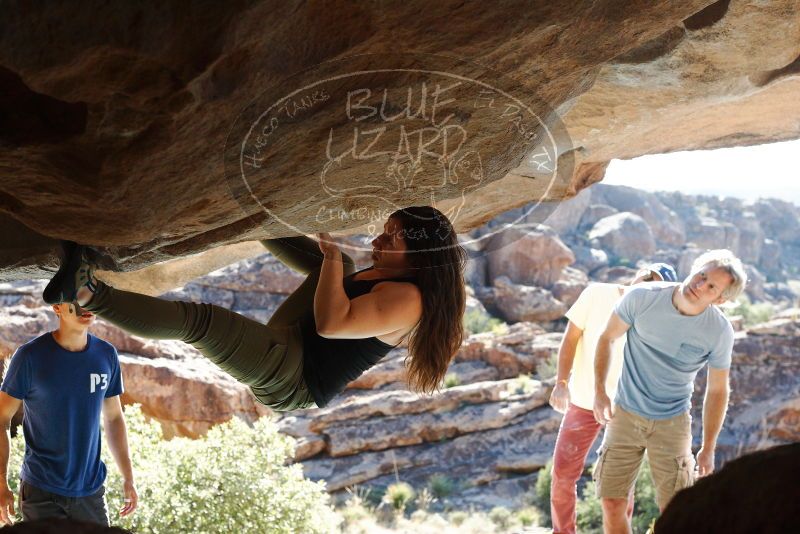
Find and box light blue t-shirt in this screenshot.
[614,284,734,419]
[1,333,123,497]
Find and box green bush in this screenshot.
[443,373,461,389]
[488,506,512,530]
[727,295,774,327]
[509,374,538,396]
[533,456,660,533]
[117,406,338,533]
[9,405,339,533]
[384,482,415,512]
[575,480,603,533]
[463,308,507,335]
[536,353,559,381]
[415,487,436,512]
[515,506,540,527]
[532,458,553,526]
[428,474,455,499]
[448,510,468,526]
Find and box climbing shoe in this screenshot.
[43,241,97,312]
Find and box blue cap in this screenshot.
[647,262,678,282]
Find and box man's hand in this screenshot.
[549,382,570,414]
[696,446,715,477]
[0,483,15,525]
[593,391,614,425]
[120,479,138,517]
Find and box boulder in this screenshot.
[302,408,560,492]
[0,305,55,359]
[571,245,610,273]
[456,322,557,378]
[0,280,48,309]
[753,199,800,245]
[732,211,765,264]
[764,282,798,302]
[687,216,740,252]
[119,354,271,439]
[486,226,575,288]
[591,266,639,285]
[578,203,619,230]
[758,238,783,279]
[3,1,800,286]
[324,392,547,457]
[588,212,656,261]
[541,187,592,235]
[656,444,800,534]
[464,254,488,288]
[678,245,704,278]
[744,264,766,301]
[491,276,567,323]
[346,352,407,390]
[590,184,686,246]
[551,266,589,307]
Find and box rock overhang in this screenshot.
[1,0,798,284]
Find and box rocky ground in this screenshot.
[1,185,798,512]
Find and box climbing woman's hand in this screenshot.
[317,232,342,260]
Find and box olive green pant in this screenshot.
[85,237,355,411]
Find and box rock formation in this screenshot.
[656,443,800,534]
[2,181,798,510]
[1,0,799,287]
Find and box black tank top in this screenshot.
[300,268,417,408]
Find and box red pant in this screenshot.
[550,404,633,533]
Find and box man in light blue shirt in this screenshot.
[592,250,747,534]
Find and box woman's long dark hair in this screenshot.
[390,206,467,394]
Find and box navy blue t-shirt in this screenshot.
[1,333,123,497]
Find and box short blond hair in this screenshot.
[690,249,747,302]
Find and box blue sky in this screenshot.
[603,139,800,205]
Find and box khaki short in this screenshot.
[593,406,695,510]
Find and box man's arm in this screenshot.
[549,321,583,414]
[696,367,730,477]
[102,396,137,517]
[0,392,21,525]
[593,312,630,425]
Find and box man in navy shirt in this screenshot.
[0,301,138,525]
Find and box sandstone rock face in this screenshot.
[565,0,800,163]
[687,217,740,252]
[0,304,54,359]
[551,267,589,307]
[541,188,592,234]
[731,211,765,264]
[161,253,304,323]
[119,355,271,439]
[678,245,704,278]
[579,204,619,230]
[743,265,766,301]
[486,226,575,288]
[571,245,610,274]
[590,185,686,247]
[691,316,800,463]
[491,276,568,323]
[589,212,656,261]
[2,0,799,285]
[753,199,800,245]
[592,266,640,285]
